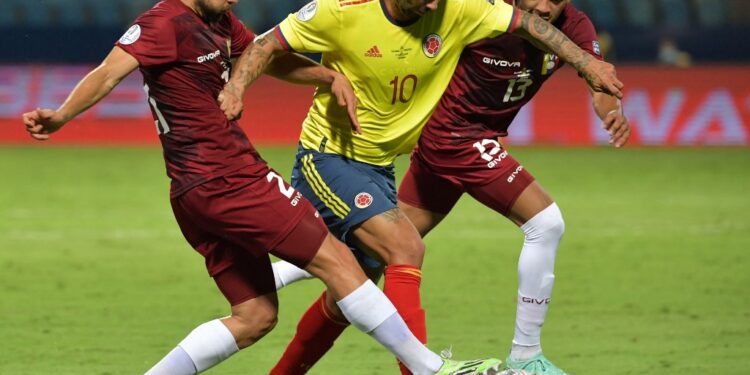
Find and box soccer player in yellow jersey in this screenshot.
[219,0,623,373]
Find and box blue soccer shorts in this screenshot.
[290,145,398,245]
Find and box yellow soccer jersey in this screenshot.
[276,0,518,165]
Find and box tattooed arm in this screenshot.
[218,31,360,132]
[512,10,624,98]
[218,31,280,120]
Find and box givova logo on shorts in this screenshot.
[473,139,508,168]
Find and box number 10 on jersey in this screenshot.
[390,74,418,104]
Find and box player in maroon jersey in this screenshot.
[267,0,630,374]
[21,1,508,374]
[398,0,631,373]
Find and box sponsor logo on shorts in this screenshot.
[422,33,442,58]
[354,192,374,209]
[473,139,507,168]
[119,24,141,45]
[487,150,508,169]
[507,165,524,183]
[291,191,303,207]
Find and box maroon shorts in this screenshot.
[170,163,328,305]
[399,138,534,216]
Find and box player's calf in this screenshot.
[513,203,565,361]
[224,298,279,348]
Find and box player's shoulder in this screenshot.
[289,0,378,25]
[215,10,243,31]
[461,0,515,9]
[449,0,515,23]
[225,9,242,24]
[132,1,180,27]
[557,2,596,32]
[331,0,379,11]
[451,0,502,9]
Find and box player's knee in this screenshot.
[231,309,278,349]
[309,234,361,278]
[329,237,361,270]
[546,206,565,240]
[523,203,565,242]
[404,235,426,257]
[382,234,425,265]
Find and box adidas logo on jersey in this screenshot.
[364,45,383,58]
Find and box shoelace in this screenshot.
[440,345,453,360]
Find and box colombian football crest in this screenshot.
[354,192,373,209]
[422,33,443,58]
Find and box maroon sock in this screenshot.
[269,292,349,374]
[384,265,427,375]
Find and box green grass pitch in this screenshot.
[1,146,748,374]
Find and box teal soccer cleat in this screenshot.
[505,353,568,375]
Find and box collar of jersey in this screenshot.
[380,0,420,27]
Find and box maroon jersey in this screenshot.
[116,0,257,196]
[421,1,602,145]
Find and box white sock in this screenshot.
[146,319,239,374]
[273,260,314,290]
[511,203,565,361]
[145,346,196,375]
[336,280,443,375]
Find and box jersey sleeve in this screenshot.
[116,12,177,67]
[274,0,341,53]
[458,0,519,46]
[228,11,255,58]
[563,12,604,61]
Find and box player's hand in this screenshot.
[22,108,65,141]
[602,109,630,148]
[583,60,624,99]
[218,81,244,120]
[330,72,361,135]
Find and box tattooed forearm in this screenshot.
[381,208,405,223]
[531,15,550,36]
[517,11,592,72]
[231,34,279,89]
[255,36,269,47]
